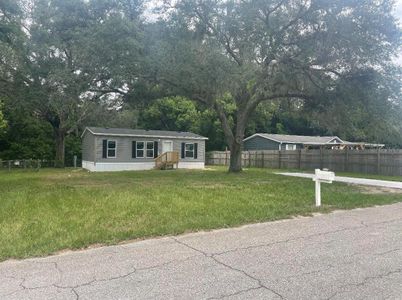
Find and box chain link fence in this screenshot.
[0,156,82,171]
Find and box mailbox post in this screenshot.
[315,178,321,207]
[312,169,335,207]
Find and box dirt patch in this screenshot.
[358,185,402,195]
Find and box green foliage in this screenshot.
[65,135,82,166]
[0,0,147,164]
[0,101,6,134]
[140,96,201,132]
[0,0,22,45]
[0,105,54,160]
[139,96,226,150]
[302,68,402,145]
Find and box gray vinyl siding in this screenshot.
[174,139,205,162]
[82,131,95,161]
[244,136,281,150]
[95,136,157,163]
[244,136,304,151]
[93,135,205,163]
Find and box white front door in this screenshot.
[162,141,173,153]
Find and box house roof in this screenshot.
[82,127,208,140]
[244,133,344,145]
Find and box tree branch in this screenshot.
[89,88,128,95]
[193,7,242,66]
[214,101,234,145]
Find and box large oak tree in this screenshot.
[20,0,144,166]
[156,0,401,172]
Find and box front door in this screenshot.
[162,141,173,153]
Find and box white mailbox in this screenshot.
[313,169,335,183]
[312,169,335,207]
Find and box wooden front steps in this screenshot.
[154,151,179,170]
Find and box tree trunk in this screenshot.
[54,129,66,168]
[229,140,243,172]
[213,101,249,173]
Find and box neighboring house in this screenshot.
[243,133,384,150]
[81,127,207,172]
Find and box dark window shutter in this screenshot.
[181,142,185,159]
[132,141,136,158]
[154,141,158,158]
[102,139,107,158]
[194,143,198,159]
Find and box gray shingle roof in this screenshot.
[245,133,343,145]
[84,127,208,140]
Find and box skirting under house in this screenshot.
[82,161,205,172]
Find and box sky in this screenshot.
[396,0,402,18]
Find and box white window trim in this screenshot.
[107,140,117,158]
[145,141,155,158]
[185,143,195,158]
[285,144,296,151]
[136,141,145,158]
[136,141,154,158]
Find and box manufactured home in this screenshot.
[244,133,384,150]
[244,133,344,151]
[81,127,207,172]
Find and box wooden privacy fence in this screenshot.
[206,149,402,176]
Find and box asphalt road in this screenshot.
[1,203,402,300]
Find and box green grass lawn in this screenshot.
[0,166,401,262]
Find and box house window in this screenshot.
[136,141,144,158]
[107,140,116,158]
[185,143,194,158]
[146,141,154,158]
[286,144,296,151]
[136,141,154,158]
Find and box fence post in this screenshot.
[376,148,380,174]
[345,148,349,172]
[256,152,258,167]
[248,151,251,168]
[261,151,264,168]
[74,155,77,168]
[256,152,258,168]
[298,149,302,170]
[8,160,11,171]
[278,150,281,169]
[320,147,323,170]
[225,151,228,166]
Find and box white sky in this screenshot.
[395,0,402,18]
